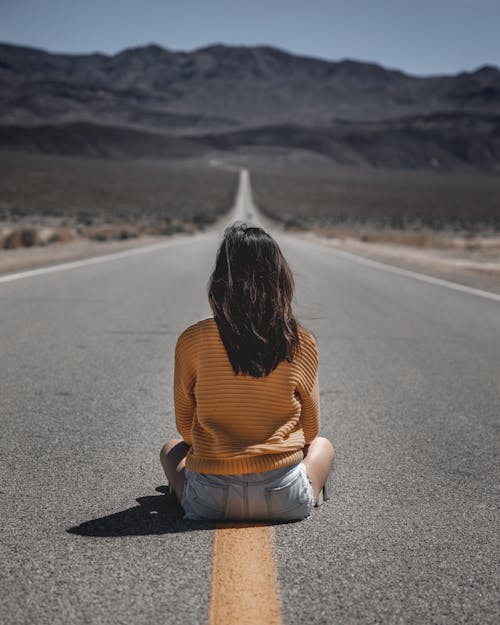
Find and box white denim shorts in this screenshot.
[181,461,313,522]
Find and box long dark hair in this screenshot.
[208,221,301,377]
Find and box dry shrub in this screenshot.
[48,228,78,244]
[3,228,41,249]
[0,226,80,249]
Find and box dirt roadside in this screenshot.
[293,230,500,296]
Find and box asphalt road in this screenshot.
[1,170,498,624]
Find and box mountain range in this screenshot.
[1,41,499,171]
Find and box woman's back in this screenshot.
[160,221,334,522]
[174,317,320,475]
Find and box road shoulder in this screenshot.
[292,230,500,296]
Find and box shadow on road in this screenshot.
[67,485,303,537]
[67,486,216,536]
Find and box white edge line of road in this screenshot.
[0,235,206,285]
[285,233,500,303]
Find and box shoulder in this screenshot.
[297,324,319,355]
[296,324,319,374]
[295,325,319,389]
[176,317,216,349]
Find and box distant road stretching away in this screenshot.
[1,170,498,625]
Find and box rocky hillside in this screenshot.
[1,42,499,170]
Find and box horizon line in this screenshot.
[0,38,498,79]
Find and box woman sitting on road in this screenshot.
[160,221,335,522]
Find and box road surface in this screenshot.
[1,170,498,624]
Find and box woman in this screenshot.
[160,221,335,522]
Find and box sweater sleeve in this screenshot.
[296,332,321,444]
[173,328,197,445]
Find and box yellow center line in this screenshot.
[209,523,283,625]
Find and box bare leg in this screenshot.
[159,438,190,504]
[302,436,335,501]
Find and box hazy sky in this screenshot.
[0,0,499,76]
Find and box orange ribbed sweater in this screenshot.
[173,317,320,474]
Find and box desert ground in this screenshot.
[0,152,236,236]
[249,161,500,294]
